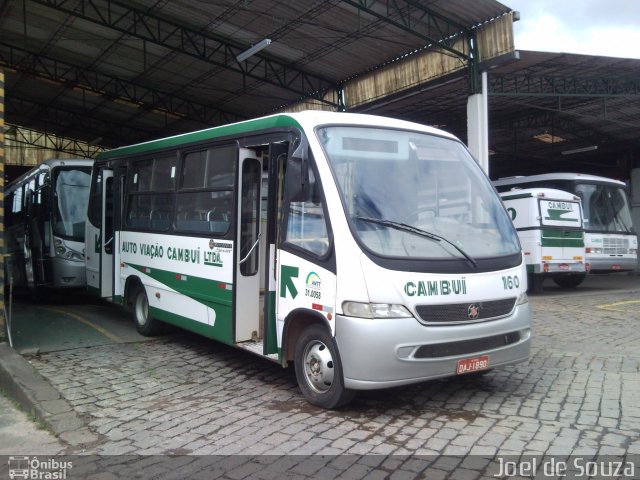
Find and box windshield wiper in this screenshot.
[356,216,478,268]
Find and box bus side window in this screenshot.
[283,166,330,257]
[175,146,234,235]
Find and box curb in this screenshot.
[0,342,100,451]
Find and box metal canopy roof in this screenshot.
[1,1,639,181]
[366,49,640,179]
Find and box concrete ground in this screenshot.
[0,273,639,478]
[0,392,64,455]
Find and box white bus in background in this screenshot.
[4,159,93,293]
[500,188,586,292]
[493,173,637,274]
[86,111,531,408]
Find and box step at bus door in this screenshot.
[235,150,262,342]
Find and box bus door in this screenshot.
[235,149,262,342]
[87,168,115,299]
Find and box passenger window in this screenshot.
[175,145,236,235]
[126,154,176,231]
[175,191,232,234]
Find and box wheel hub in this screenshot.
[304,341,334,393]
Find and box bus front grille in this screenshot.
[415,298,516,325]
[414,331,521,358]
[603,237,629,254]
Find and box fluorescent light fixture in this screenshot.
[561,145,598,155]
[236,38,272,62]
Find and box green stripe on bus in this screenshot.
[541,238,584,248]
[97,115,303,160]
[127,263,233,306]
[266,290,278,355]
[150,305,233,345]
[542,229,583,239]
[127,262,234,343]
[541,229,584,248]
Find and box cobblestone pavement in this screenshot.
[23,282,640,466]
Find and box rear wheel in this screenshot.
[294,325,355,409]
[131,285,162,336]
[527,273,544,294]
[553,273,586,289]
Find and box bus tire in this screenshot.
[131,285,162,336]
[553,274,586,289]
[527,273,544,294]
[294,324,355,409]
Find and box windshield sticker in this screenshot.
[404,279,467,297]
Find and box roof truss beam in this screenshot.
[0,41,245,126]
[6,93,156,146]
[29,0,338,104]
[489,73,640,97]
[339,0,470,60]
[4,123,104,160]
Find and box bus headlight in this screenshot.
[342,302,413,319]
[516,292,529,306]
[54,239,84,262]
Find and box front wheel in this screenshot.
[131,285,162,336]
[294,325,355,409]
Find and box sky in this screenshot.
[504,0,640,59]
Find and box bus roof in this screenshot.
[6,158,94,191]
[96,110,457,161]
[499,187,580,202]
[493,172,626,187]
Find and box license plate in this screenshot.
[612,265,621,270]
[559,263,569,271]
[456,355,490,375]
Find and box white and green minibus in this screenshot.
[85,111,531,408]
[494,173,637,274]
[500,188,586,292]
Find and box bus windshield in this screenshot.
[319,126,520,260]
[576,183,634,233]
[53,167,92,240]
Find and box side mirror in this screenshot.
[287,137,310,202]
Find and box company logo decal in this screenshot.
[467,303,481,320]
[544,201,579,222]
[404,278,467,297]
[305,272,322,300]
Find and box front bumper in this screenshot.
[335,304,531,390]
